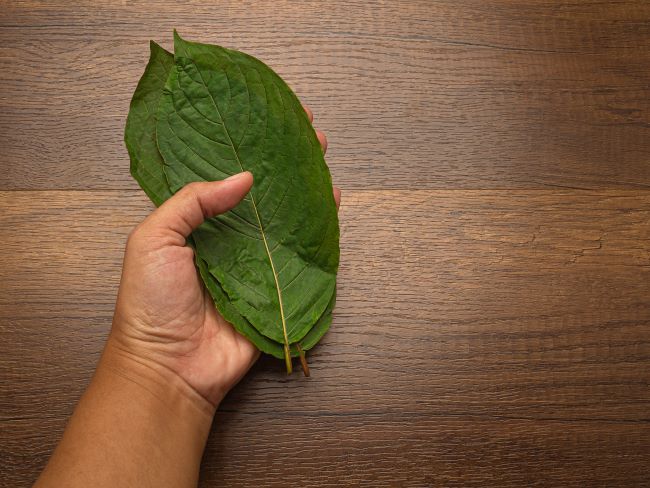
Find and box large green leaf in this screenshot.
[156,32,339,357]
[124,42,266,351]
[195,255,283,357]
[197,255,335,358]
[123,41,287,358]
[124,35,337,368]
[124,41,174,207]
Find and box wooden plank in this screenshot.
[1,189,649,485]
[2,1,650,485]
[2,415,649,487]
[1,1,649,189]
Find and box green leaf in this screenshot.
[156,32,339,355]
[124,41,273,353]
[291,290,335,353]
[125,33,338,369]
[195,254,283,358]
[197,254,334,358]
[124,41,175,207]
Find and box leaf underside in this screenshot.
[124,33,339,366]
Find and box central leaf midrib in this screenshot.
[192,64,291,354]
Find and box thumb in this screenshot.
[141,172,253,242]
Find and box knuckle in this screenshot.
[181,181,202,195]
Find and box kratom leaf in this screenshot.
[195,254,284,357]
[125,33,339,372]
[123,42,282,356]
[124,43,268,352]
[156,32,339,363]
[292,291,335,352]
[124,41,174,207]
[197,255,335,358]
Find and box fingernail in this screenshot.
[224,171,251,182]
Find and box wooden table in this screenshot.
[1,2,649,486]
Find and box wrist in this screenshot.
[35,336,216,487]
[108,313,245,407]
[100,335,217,421]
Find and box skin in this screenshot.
[35,108,339,488]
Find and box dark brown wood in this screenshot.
[1,2,649,487]
[1,190,649,486]
[1,1,650,190]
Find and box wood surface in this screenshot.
[1,1,649,487]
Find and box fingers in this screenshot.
[141,172,254,241]
[333,186,341,211]
[303,104,327,153]
[302,104,313,123]
[316,130,328,153]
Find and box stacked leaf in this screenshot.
[124,32,339,375]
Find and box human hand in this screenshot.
[107,107,338,410]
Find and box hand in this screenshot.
[108,107,338,409]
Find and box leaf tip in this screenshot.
[149,40,163,57]
[173,29,184,46]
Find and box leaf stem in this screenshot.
[284,344,293,375]
[296,344,310,377]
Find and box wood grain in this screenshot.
[1,190,649,486]
[2,1,650,487]
[1,1,650,190]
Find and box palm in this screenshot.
[114,237,258,405]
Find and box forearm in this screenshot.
[35,337,215,488]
